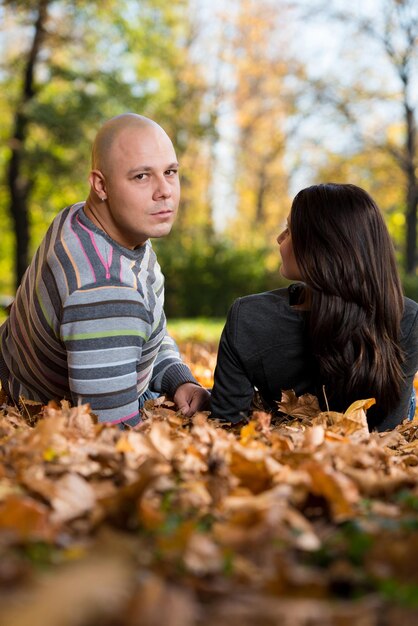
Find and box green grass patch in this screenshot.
[167,317,224,343]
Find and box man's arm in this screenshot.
[150,331,211,416]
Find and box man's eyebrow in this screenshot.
[128,162,180,175]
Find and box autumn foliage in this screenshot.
[1,364,418,626]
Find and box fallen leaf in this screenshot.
[50,473,96,524]
[303,460,359,521]
[0,552,137,626]
[0,495,56,541]
[277,390,321,420]
[183,533,223,575]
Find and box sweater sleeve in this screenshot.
[210,299,255,423]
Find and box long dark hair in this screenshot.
[290,183,404,421]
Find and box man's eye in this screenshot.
[165,169,178,176]
[135,173,148,180]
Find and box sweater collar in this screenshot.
[75,202,151,261]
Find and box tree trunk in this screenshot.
[255,171,267,225]
[404,103,417,275]
[7,0,49,291]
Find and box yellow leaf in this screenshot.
[240,421,257,444]
[229,446,272,494]
[344,398,376,417]
[115,435,135,453]
[43,448,59,462]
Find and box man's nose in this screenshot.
[153,176,172,199]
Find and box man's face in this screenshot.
[99,125,180,249]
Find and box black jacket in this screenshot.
[210,285,418,431]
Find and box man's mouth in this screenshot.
[151,207,174,216]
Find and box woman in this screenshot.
[210,183,418,431]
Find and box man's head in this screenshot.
[87,113,180,249]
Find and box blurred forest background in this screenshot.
[1,0,418,319]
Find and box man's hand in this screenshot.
[173,383,211,417]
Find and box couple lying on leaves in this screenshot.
[0,114,417,432]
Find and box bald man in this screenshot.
[0,114,210,425]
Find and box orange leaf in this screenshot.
[0,495,56,541]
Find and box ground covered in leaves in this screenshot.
[0,344,418,626]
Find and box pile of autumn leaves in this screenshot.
[1,390,418,626]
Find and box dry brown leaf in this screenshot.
[183,533,223,575]
[146,421,179,460]
[0,371,417,624]
[176,479,212,511]
[125,572,197,626]
[21,466,57,502]
[65,403,97,436]
[277,390,321,420]
[0,552,137,626]
[24,414,67,455]
[282,507,321,551]
[343,465,416,497]
[313,402,371,439]
[303,424,325,448]
[18,397,44,424]
[0,478,23,501]
[50,473,96,524]
[253,410,272,435]
[303,460,360,521]
[0,386,9,405]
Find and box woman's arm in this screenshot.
[210,300,255,423]
[377,307,418,431]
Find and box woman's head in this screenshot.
[283,183,404,423]
[288,183,401,308]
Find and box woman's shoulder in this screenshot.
[236,289,287,308]
[227,284,306,342]
[403,295,418,310]
[234,283,304,311]
[401,296,418,336]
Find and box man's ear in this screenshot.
[89,170,107,199]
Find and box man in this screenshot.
[0,113,210,426]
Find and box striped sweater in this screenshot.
[0,203,197,426]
